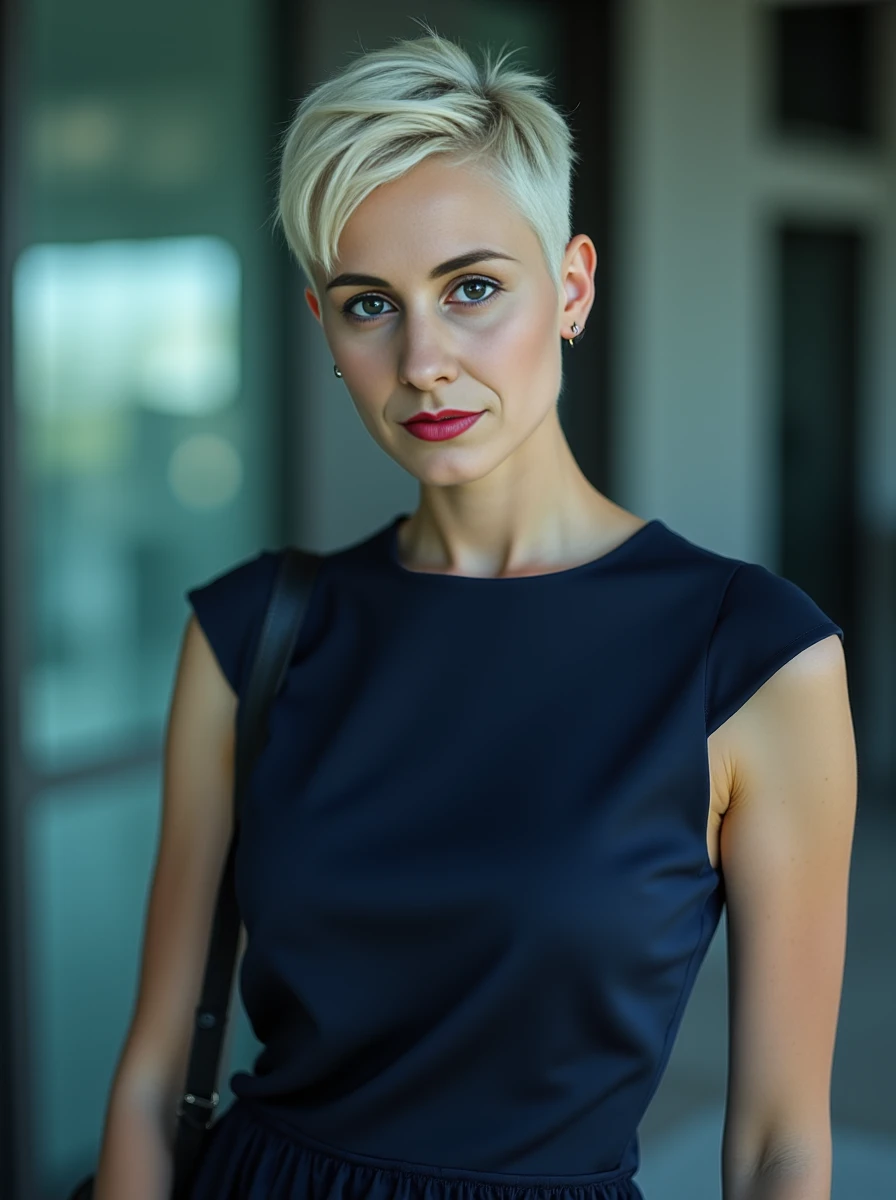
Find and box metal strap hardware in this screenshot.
[176,1090,220,1130]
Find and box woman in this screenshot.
[93,29,856,1200]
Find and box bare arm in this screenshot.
[717,633,856,1200]
[93,614,238,1200]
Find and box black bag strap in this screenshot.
[171,546,320,1198]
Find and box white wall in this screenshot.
[613,0,896,562]
[615,0,757,557]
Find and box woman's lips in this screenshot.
[402,412,485,441]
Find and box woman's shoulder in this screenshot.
[184,548,287,697]
[655,520,837,624]
[702,556,843,737]
[651,520,844,734]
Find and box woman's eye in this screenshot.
[453,278,497,304]
[345,295,395,319]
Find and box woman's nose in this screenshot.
[396,316,459,391]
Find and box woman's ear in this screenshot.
[305,287,322,323]
[559,234,597,332]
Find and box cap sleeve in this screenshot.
[705,561,844,737]
[186,549,282,697]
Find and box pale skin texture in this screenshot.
[93,155,855,1200]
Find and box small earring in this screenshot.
[333,364,343,378]
[565,322,582,346]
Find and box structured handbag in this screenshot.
[67,547,320,1200]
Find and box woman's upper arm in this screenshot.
[111,612,237,1111]
[718,632,857,1183]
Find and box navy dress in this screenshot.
[185,513,842,1200]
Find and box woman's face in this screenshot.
[305,155,594,487]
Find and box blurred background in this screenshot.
[1,0,894,1196]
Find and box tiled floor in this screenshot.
[636,796,896,1196]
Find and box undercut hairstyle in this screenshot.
[274,26,578,293]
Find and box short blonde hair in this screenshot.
[275,28,578,293]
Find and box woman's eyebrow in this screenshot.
[325,249,518,291]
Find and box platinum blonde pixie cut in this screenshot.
[275,28,578,294]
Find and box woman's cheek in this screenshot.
[473,304,554,378]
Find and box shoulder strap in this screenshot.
[235,548,320,820]
[171,546,321,1198]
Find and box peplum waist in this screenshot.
[189,1097,645,1200]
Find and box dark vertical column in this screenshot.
[556,0,618,495]
[269,0,309,545]
[776,224,863,736]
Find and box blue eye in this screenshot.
[341,276,501,323]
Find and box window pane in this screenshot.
[14,0,279,773]
[14,235,245,766]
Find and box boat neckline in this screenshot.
[383,515,664,583]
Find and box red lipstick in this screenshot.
[401,410,485,441]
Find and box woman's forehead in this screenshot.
[334,163,540,275]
